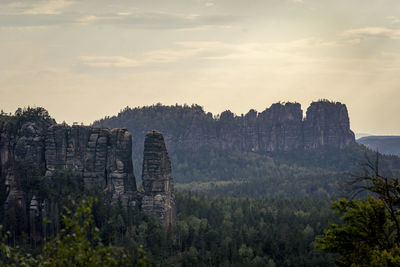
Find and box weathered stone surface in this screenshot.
[45,124,136,200]
[141,130,176,228]
[15,122,46,168]
[1,119,137,208]
[1,114,176,230]
[258,102,303,151]
[96,101,356,162]
[0,119,51,211]
[303,101,355,149]
[0,120,20,208]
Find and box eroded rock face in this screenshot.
[303,101,355,149]
[96,101,356,161]
[1,115,177,232]
[141,130,176,228]
[215,101,355,151]
[0,120,19,209]
[45,125,136,200]
[1,119,51,211]
[258,102,304,151]
[0,120,137,210]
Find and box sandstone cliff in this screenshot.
[1,114,54,210]
[303,101,355,149]
[44,124,136,200]
[1,121,136,207]
[141,130,176,228]
[95,100,356,158]
[1,110,176,232]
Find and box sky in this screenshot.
[1,0,400,135]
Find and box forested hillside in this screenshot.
[1,189,339,266]
[94,103,400,198]
[3,106,400,266]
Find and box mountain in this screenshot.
[93,100,400,198]
[2,104,400,266]
[357,136,400,157]
[95,100,355,155]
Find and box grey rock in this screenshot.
[303,101,355,149]
[258,102,303,151]
[141,130,176,228]
[44,124,136,200]
[96,101,355,164]
[1,115,175,230]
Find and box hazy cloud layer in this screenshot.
[343,27,400,40]
[0,12,240,29]
[1,0,400,134]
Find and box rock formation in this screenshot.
[2,100,355,230]
[1,110,176,234]
[1,117,53,211]
[44,124,136,200]
[1,121,136,207]
[303,101,355,149]
[141,130,176,228]
[257,102,304,151]
[95,100,356,158]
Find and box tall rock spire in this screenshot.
[141,130,176,228]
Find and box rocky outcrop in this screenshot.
[303,101,355,149]
[215,101,354,151]
[141,130,176,228]
[1,118,137,208]
[95,101,356,159]
[1,112,176,233]
[1,118,51,211]
[258,102,303,151]
[44,124,136,200]
[0,120,18,209]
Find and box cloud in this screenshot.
[291,0,304,4]
[79,56,140,67]
[94,12,240,29]
[79,38,349,69]
[79,45,204,68]
[76,15,98,23]
[0,8,240,29]
[343,27,400,40]
[386,16,400,24]
[5,0,73,15]
[0,14,72,27]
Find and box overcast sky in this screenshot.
[1,0,400,134]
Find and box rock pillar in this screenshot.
[141,130,176,228]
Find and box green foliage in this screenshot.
[14,107,55,127]
[168,192,337,266]
[0,198,131,267]
[317,159,400,266]
[1,179,338,266]
[317,197,399,266]
[38,197,131,266]
[173,148,347,199]
[0,107,55,140]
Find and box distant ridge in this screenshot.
[355,133,372,139]
[357,136,400,157]
[94,100,356,154]
[92,100,363,186]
